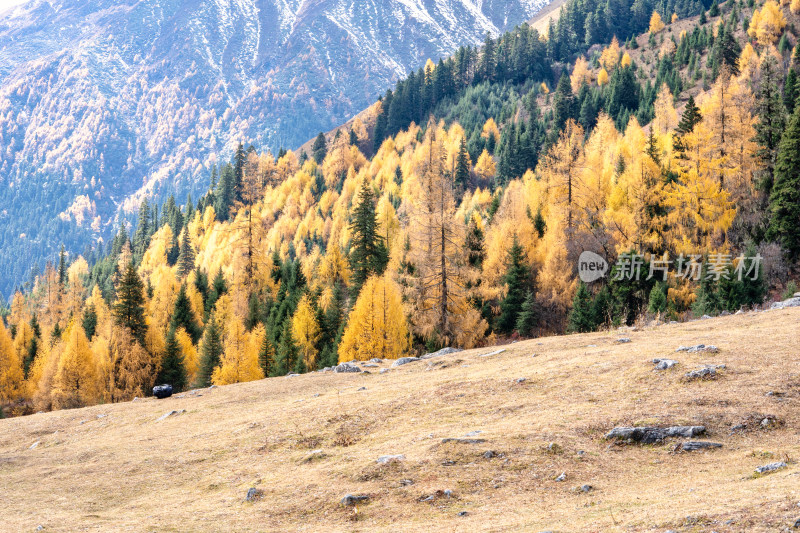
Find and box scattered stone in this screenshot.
[29,441,40,450]
[770,296,800,310]
[793,517,800,528]
[156,409,185,422]
[369,358,383,363]
[286,373,300,377]
[555,472,566,482]
[677,441,723,452]
[392,357,421,367]
[35,526,43,531]
[380,368,389,374]
[208,385,216,389]
[617,338,631,343]
[299,449,326,463]
[578,484,593,493]
[483,450,497,459]
[152,384,173,399]
[245,487,263,502]
[755,461,787,474]
[685,365,725,380]
[399,479,414,486]
[479,348,506,357]
[514,377,528,383]
[675,344,719,353]
[577,450,586,457]
[700,314,712,320]
[356,386,367,391]
[341,494,370,506]
[132,397,140,402]
[334,363,361,373]
[441,437,486,444]
[653,358,679,370]
[362,363,379,368]
[376,454,405,464]
[606,426,705,444]
[421,347,463,360]
[463,430,482,437]
[96,414,106,419]
[458,511,468,517]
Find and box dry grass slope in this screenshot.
[1,309,799,532]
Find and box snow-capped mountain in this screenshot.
[0,0,549,295]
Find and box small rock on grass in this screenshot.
[479,348,505,357]
[555,472,566,482]
[156,409,185,422]
[677,441,722,452]
[392,357,421,367]
[376,454,404,464]
[755,461,787,474]
[653,358,679,370]
[441,437,486,444]
[341,494,370,506]
[245,488,263,502]
[617,338,631,343]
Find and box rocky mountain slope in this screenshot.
[1,307,798,531]
[0,0,549,297]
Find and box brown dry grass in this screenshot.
[2,308,800,532]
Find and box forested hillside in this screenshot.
[2,0,800,417]
[0,0,548,298]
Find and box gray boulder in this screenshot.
[675,344,719,353]
[392,357,421,367]
[653,358,679,370]
[441,437,486,444]
[376,454,405,464]
[755,461,788,474]
[156,409,185,422]
[341,494,370,506]
[245,487,263,502]
[479,348,506,357]
[678,441,722,452]
[334,363,361,373]
[770,297,800,310]
[617,338,631,343]
[420,347,463,360]
[685,364,725,380]
[606,426,705,444]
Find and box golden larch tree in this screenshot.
[339,274,410,361]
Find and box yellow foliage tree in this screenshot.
[51,322,100,409]
[620,52,632,68]
[671,12,678,23]
[0,322,24,402]
[748,1,787,45]
[649,11,665,34]
[291,294,321,370]
[474,149,497,182]
[339,274,410,361]
[570,56,592,92]
[211,318,264,385]
[481,118,501,145]
[599,37,621,69]
[597,68,609,86]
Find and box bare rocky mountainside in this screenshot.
[0,0,548,296]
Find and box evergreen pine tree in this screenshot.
[214,164,235,221]
[113,263,148,345]
[258,333,275,377]
[515,290,538,337]
[171,284,202,342]
[312,132,328,163]
[57,244,67,286]
[784,68,798,113]
[568,283,597,333]
[498,236,531,334]
[553,73,576,131]
[176,225,196,278]
[767,104,800,258]
[82,303,97,339]
[273,321,297,376]
[349,180,387,295]
[195,315,222,388]
[454,137,470,189]
[754,55,786,195]
[673,95,702,156]
[156,327,187,392]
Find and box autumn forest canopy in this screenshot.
[2,0,800,417]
